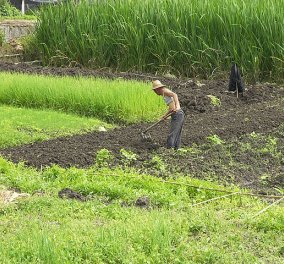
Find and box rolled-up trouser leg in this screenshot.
[166,110,185,149]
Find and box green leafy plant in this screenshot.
[259,173,270,186]
[207,95,221,106]
[249,131,260,139]
[120,148,138,166]
[95,148,113,167]
[42,165,65,181]
[207,134,224,145]
[176,145,201,155]
[149,155,166,172]
[259,136,280,157]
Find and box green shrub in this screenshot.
[21,35,41,61]
[0,0,21,16]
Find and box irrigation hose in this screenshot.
[252,196,284,218]
[93,171,284,199]
[190,192,240,207]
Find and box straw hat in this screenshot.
[152,80,166,90]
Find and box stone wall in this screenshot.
[0,19,36,42]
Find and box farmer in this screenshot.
[152,80,185,150]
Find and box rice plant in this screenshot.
[34,0,284,81]
[0,72,165,123]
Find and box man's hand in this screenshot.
[161,110,175,120]
[160,114,168,121]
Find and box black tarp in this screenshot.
[228,63,245,93]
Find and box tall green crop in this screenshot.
[0,72,165,124]
[35,0,284,81]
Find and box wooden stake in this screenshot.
[235,64,239,99]
[236,84,239,98]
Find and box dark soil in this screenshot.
[58,188,87,202]
[0,62,284,192]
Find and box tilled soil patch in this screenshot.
[1,99,284,168]
[0,63,284,191]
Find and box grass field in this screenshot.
[0,105,112,148]
[0,75,283,263]
[1,0,284,262]
[0,72,165,123]
[0,158,283,263]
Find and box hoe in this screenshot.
[141,111,173,141]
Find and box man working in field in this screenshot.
[152,80,185,150]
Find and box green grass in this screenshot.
[0,158,283,263]
[34,0,284,81]
[0,72,165,124]
[0,105,112,148]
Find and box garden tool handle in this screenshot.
[142,111,174,134]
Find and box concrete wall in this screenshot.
[0,20,36,42]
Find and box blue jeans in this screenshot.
[167,109,185,149]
